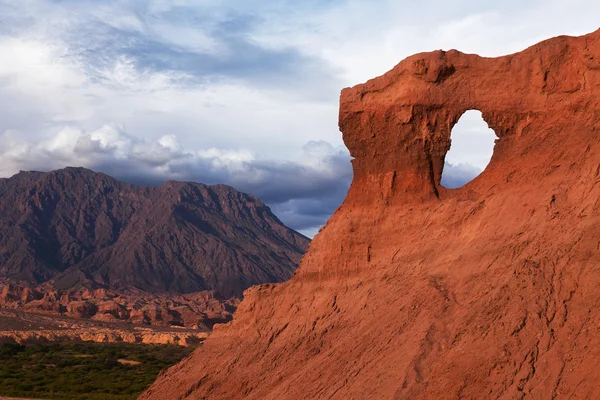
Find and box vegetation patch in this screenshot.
[0,342,196,400]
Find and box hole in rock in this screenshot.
[440,110,498,189]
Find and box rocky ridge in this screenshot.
[142,29,600,399]
[0,282,238,329]
[0,167,309,298]
[0,309,208,346]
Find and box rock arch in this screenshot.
[339,31,599,202]
[440,109,498,189]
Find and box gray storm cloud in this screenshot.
[0,125,356,235]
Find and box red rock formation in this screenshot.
[141,29,600,399]
[0,283,238,328]
[0,309,209,346]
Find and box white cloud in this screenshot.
[0,124,351,235]
[445,110,498,170]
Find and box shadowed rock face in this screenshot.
[0,167,309,298]
[141,29,600,399]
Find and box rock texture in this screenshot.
[0,283,238,329]
[0,167,309,298]
[0,309,208,346]
[141,29,600,399]
[0,327,207,346]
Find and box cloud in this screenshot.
[0,125,352,235]
[0,0,342,93]
[440,163,482,189]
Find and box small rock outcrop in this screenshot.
[141,29,600,399]
[0,328,208,347]
[0,309,209,346]
[0,283,238,328]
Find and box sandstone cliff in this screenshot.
[141,29,600,399]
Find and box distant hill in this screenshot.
[0,167,309,298]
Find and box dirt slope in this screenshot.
[141,29,600,399]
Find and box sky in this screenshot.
[0,0,598,236]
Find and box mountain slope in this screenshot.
[0,167,309,297]
[141,29,600,399]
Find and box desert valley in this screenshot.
[0,168,308,398]
[2,1,600,399]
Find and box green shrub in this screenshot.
[0,342,195,400]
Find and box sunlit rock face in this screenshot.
[142,29,600,400]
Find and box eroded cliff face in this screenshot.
[141,29,600,399]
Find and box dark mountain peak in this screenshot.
[162,180,261,203]
[51,166,96,175]
[4,167,125,198]
[42,166,121,186]
[13,166,106,181]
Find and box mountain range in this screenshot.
[0,167,309,298]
